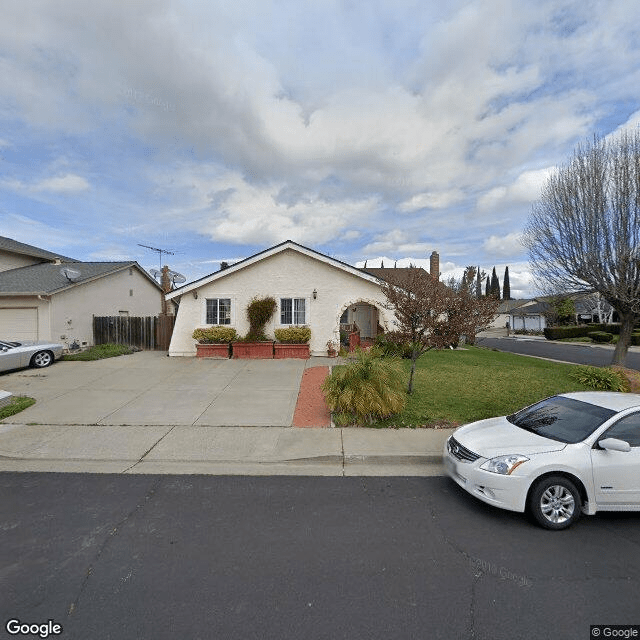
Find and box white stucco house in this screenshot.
[0,236,164,348]
[166,241,441,357]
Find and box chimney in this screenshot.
[430,251,440,280]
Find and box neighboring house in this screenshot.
[166,241,441,357]
[491,299,549,332]
[0,236,164,348]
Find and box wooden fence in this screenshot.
[93,315,175,351]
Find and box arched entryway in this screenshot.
[337,299,390,349]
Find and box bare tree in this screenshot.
[524,131,640,365]
[381,267,498,393]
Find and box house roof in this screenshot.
[165,240,384,300]
[0,261,160,296]
[497,299,531,313]
[0,235,77,263]
[358,266,433,283]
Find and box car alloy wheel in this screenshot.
[31,351,53,368]
[529,476,581,530]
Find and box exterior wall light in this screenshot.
[313,289,317,300]
[193,291,198,299]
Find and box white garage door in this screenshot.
[0,308,38,341]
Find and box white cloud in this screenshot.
[477,168,554,211]
[483,232,524,258]
[33,174,90,193]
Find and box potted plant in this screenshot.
[274,326,311,359]
[326,339,338,358]
[192,327,236,358]
[232,296,277,359]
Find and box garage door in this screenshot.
[0,308,38,341]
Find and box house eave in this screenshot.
[165,240,383,300]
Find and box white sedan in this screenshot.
[0,340,64,373]
[444,391,640,529]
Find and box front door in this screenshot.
[353,304,372,338]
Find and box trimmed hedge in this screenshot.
[192,327,237,343]
[274,326,311,344]
[587,331,613,343]
[544,325,592,340]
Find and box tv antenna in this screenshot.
[138,243,175,270]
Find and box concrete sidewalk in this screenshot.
[0,423,452,476]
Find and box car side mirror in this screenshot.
[598,438,631,453]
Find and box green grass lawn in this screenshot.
[374,345,591,428]
[62,343,135,361]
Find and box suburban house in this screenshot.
[491,299,549,332]
[166,241,441,357]
[0,236,164,348]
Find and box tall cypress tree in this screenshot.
[490,267,500,298]
[485,276,490,297]
[476,267,482,298]
[503,266,511,300]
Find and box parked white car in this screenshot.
[0,340,64,373]
[444,391,640,529]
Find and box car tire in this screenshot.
[528,476,582,530]
[30,350,53,368]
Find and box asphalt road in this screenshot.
[1,473,638,640]
[477,336,640,369]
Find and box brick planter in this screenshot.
[274,343,310,359]
[232,341,274,359]
[195,343,230,358]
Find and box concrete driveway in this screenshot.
[0,351,306,427]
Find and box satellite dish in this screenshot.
[168,271,186,284]
[60,267,81,282]
[149,268,162,281]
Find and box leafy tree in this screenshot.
[503,266,511,300]
[524,131,640,365]
[381,267,498,393]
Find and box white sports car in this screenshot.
[0,340,64,373]
[444,391,640,529]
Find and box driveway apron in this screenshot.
[0,352,307,427]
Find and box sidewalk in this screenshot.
[0,423,452,476]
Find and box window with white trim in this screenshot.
[206,298,231,325]
[280,298,306,325]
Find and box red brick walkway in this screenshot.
[292,366,331,428]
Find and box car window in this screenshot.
[601,412,640,447]
[508,396,616,444]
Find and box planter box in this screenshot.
[274,343,310,359]
[232,341,274,359]
[196,343,230,358]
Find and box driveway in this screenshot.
[0,351,307,427]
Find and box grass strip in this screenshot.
[0,396,36,420]
[62,343,135,361]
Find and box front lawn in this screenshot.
[374,346,590,428]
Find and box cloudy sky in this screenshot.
[1,0,640,297]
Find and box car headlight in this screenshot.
[480,455,529,475]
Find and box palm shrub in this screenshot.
[569,365,628,392]
[322,348,406,426]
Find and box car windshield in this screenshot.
[507,396,616,443]
[0,341,19,349]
